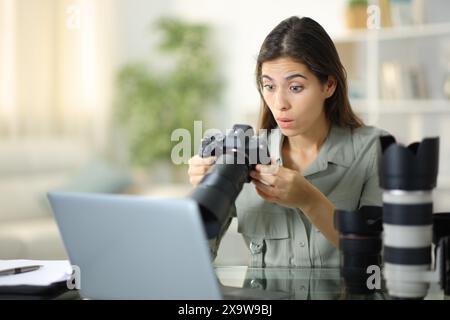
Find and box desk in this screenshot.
[0,266,446,300]
[215,266,446,300]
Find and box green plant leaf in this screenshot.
[114,17,222,167]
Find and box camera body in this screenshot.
[199,124,271,180]
[190,124,271,238]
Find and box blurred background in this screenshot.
[1,0,449,261]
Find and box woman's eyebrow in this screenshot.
[261,73,308,81]
[285,73,308,80]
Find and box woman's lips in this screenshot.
[277,118,294,129]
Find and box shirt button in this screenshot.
[299,241,305,247]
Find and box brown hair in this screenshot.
[256,16,364,131]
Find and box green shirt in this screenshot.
[211,124,387,268]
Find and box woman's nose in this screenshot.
[274,91,290,111]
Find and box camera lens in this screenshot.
[190,124,270,239]
[334,206,383,294]
[379,135,439,299]
[190,153,249,238]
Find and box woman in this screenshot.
[188,16,386,268]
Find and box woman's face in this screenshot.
[261,57,335,137]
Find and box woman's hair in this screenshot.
[256,16,364,131]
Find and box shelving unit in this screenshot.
[352,99,450,114]
[333,16,450,194]
[334,21,450,42]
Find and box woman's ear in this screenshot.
[324,76,337,98]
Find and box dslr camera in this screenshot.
[190,124,271,238]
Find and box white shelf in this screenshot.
[352,99,450,114]
[437,177,450,190]
[333,22,450,43]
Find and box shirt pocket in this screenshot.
[237,202,291,267]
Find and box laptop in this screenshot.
[47,192,289,300]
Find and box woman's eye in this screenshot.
[263,84,274,92]
[290,85,303,93]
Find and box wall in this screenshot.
[171,0,347,130]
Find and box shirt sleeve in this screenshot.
[207,204,236,261]
[358,137,383,208]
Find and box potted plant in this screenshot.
[345,0,369,29]
[114,17,221,186]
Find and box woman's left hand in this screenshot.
[249,161,315,210]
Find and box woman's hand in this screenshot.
[187,155,216,187]
[250,160,339,247]
[249,161,316,210]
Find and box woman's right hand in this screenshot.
[187,155,216,187]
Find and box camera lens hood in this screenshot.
[334,206,383,236]
[379,135,439,190]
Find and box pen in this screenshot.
[0,265,43,276]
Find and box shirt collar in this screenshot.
[269,124,355,175]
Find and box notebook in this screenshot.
[0,260,73,296]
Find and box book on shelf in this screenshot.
[379,0,393,28]
[384,0,425,27]
[380,61,428,99]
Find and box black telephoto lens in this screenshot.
[334,206,383,295]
